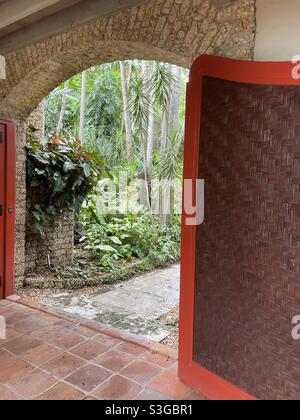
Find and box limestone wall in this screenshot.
[27,101,45,134]
[0,0,256,120]
[14,121,27,286]
[0,0,256,284]
[25,104,74,275]
[25,209,74,274]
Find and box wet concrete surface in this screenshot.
[42,265,180,342]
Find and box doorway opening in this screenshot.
[19,60,188,346]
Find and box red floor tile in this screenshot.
[186,390,207,400]
[0,384,21,400]
[151,343,178,359]
[13,316,50,334]
[93,333,121,348]
[66,364,111,393]
[42,353,85,379]
[120,360,163,385]
[136,389,172,400]
[93,375,142,400]
[52,319,77,331]
[116,342,146,356]
[143,350,176,368]
[0,347,11,361]
[2,328,23,342]
[48,331,85,350]
[2,335,42,355]
[7,368,57,399]
[5,312,32,326]
[36,383,85,401]
[70,340,109,361]
[0,306,13,316]
[169,362,178,373]
[0,300,12,306]
[150,369,191,400]
[0,352,33,383]
[31,325,65,341]
[94,349,134,372]
[22,344,63,366]
[73,326,98,338]
[0,301,191,401]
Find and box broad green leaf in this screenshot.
[109,236,122,245]
[95,244,117,253]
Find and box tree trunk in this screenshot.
[140,60,148,161]
[160,64,172,158]
[146,88,155,181]
[56,81,68,135]
[79,70,87,144]
[169,65,182,134]
[120,61,133,163]
[160,65,182,225]
[160,112,168,159]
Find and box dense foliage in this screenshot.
[26,128,105,234]
[80,193,181,271]
[45,64,124,167]
[42,60,187,278]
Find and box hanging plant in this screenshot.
[26,126,106,235]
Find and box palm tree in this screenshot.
[120,61,133,163]
[146,62,175,182]
[56,81,69,135]
[160,130,184,224]
[169,65,182,134]
[128,61,181,220]
[79,70,87,143]
[129,61,176,176]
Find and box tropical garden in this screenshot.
[26,60,188,287]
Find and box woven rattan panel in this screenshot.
[194,76,300,400]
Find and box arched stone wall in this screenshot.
[0,0,255,120]
[0,0,255,284]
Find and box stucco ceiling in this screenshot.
[0,0,83,37]
[0,0,237,53]
[0,0,152,52]
[0,0,236,38]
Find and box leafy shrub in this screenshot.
[80,198,181,270]
[26,127,105,234]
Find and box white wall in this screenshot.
[255,0,300,61]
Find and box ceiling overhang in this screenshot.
[0,0,151,54]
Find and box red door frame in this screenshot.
[179,56,300,401]
[0,120,16,299]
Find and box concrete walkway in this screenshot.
[42,265,180,342]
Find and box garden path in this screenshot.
[42,265,180,342]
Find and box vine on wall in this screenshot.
[26,127,105,235]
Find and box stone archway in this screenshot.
[0,0,255,120]
[0,0,255,284]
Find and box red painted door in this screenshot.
[179,56,300,400]
[0,121,16,299]
[0,124,5,299]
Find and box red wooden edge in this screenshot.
[178,55,300,401]
[0,120,16,297]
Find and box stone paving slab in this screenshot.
[42,265,180,342]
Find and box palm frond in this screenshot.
[128,73,150,134]
[160,130,183,180]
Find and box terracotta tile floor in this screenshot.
[0,300,205,400]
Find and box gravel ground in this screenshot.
[16,283,114,301]
[159,308,179,349]
[161,331,179,349]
